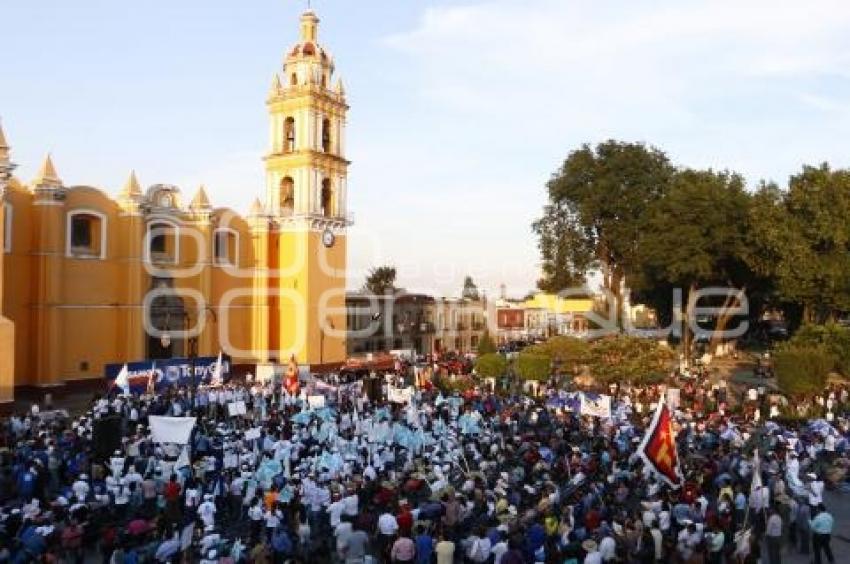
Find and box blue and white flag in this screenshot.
[114,364,130,395]
[580,393,612,418]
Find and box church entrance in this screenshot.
[146,277,187,360]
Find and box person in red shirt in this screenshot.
[164,474,182,524]
[585,506,601,532]
[396,500,414,536]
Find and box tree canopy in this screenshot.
[514,352,551,381]
[475,353,507,379]
[363,266,397,295]
[532,140,674,324]
[534,140,850,354]
[584,335,673,384]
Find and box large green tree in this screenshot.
[632,169,754,355]
[533,140,674,325]
[363,266,397,295]
[748,164,850,323]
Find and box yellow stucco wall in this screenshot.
[523,293,594,315]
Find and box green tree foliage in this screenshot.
[774,345,834,396]
[476,331,497,355]
[784,323,850,376]
[632,169,755,354]
[475,353,507,378]
[462,276,480,300]
[515,352,551,381]
[748,165,850,323]
[363,266,397,295]
[525,336,589,376]
[532,141,674,324]
[584,336,673,384]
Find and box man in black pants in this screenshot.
[809,503,835,564]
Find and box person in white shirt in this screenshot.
[808,474,824,507]
[377,511,398,536]
[491,532,509,564]
[466,529,491,563]
[264,507,281,536]
[72,475,90,502]
[583,540,602,564]
[342,490,359,517]
[598,534,616,562]
[110,451,125,478]
[198,494,217,529]
[327,494,346,528]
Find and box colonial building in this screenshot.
[345,292,435,357]
[0,10,350,401]
[431,298,487,354]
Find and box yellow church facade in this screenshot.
[0,10,349,402]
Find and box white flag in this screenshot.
[211,352,223,387]
[114,364,130,395]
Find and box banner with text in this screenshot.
[104,356,230,394]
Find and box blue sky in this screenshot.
[3,0,850,297]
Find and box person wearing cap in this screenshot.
[809,504,835,564]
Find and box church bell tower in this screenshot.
[262,9,350,369]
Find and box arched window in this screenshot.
[321,74,327,89]
[66,209,107,259]
[284,117,296,153]
[213,228,239,266]
[320,179,333,218]
[290,72,297,86]
[280,177,295,212]
[321,118,331,153]
[147,220,179,264]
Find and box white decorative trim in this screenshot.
[3,202,11,254]
[65,208,108,260]
[144,218,180,265]
[213,227,240,266]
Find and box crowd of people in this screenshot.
[0,362,846,564]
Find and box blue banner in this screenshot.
[104,356,230,393]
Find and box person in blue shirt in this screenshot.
[414,526,434,564]
[809,503,835,564]
[15,466,34,501]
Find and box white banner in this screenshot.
[308,395,326,409]
[244,427,262,440]
[580,393,612,418]
[666,388,681,410]
[388,386,414,404]
[149,416,197,445]
[228,401,247,417]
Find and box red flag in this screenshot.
[637,400,684,488]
